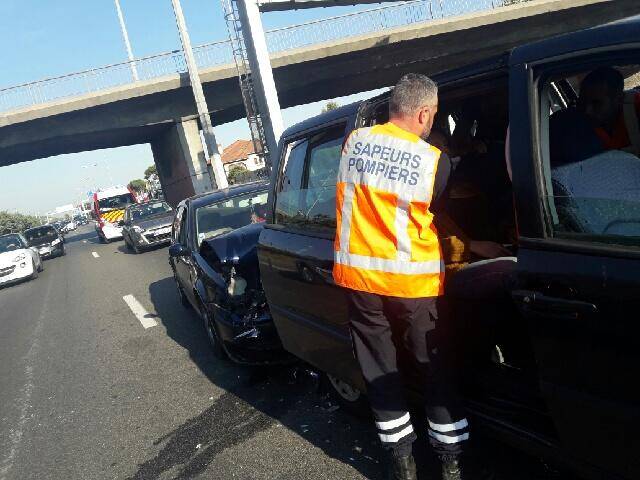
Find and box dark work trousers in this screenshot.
[347,290,469,458]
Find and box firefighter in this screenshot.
[333,74,468,480]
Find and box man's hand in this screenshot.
[469,240,512,259]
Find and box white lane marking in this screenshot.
[122,295,158,329]
[91,252,100,258]
[82,240,87,243]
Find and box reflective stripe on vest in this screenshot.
[333,122,444,298]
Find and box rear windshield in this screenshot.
[24,226,57,241]
[0,234,25,253]
[195,190,268,245]
[98,193,135,211]
[128,202,172,220]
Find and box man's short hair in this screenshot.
[581,67,624,95]
[389,73,438,118]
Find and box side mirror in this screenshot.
[169,243,188,258]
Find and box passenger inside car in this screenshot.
[548,66,640,237]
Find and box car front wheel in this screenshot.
[323,373,370,417]
[31,261,39,279]
[203,310,227,360]
[174,276,191,309]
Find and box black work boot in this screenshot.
[386,453,417,480]
[440,455,463,480]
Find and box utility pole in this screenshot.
[171,0,228,190]
[235,0,284,163]
[114,0,139,81]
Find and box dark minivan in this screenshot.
[258,18,640,480]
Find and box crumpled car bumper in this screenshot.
[211,305,292,365]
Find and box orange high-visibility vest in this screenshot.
[333,122,444,298]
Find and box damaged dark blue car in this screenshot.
[169,183,289,365]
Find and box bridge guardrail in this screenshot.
[0,0,517,114]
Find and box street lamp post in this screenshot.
[171,0,228,190]
[114,0,139,81]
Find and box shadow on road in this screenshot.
[144,277,577,480]
[116,243,169,255]
[143,276,385,480]
[62,227,99,245]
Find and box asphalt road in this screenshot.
[0,225,577,480]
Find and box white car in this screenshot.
[0,233,43,286]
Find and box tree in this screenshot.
[128,179,147,194]
[0,211,42,235]
[144,165,157,180]
[321,101,339,113]
[227,164,249,185]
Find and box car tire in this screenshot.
[322,373,370,418]
[174,276,191,309]
[31,261,39,279]
[124,238,132,251]
[204,309,227,360]
[38,262,44,273]
[133,243,141,255]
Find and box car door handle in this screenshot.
[512,289,597,319]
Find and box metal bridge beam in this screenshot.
[235,0,285,165]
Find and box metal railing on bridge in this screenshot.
[0,0,521,114]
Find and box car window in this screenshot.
[178,207,188,246]
[129,202,172,220]
[195,190,268,246]
[539,62,640,246]
[275,125,345,233]
[23,226,56,242]
[0,234,25,253]
[172,206,184,243]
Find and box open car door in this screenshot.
[509,27,640,479]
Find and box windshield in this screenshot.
[0,234,26,253]
[128,202,172,220]
[24,226,57,242]
[196,190,268,245]
[98,193,135,212]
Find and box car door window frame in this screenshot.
[522,46,640,258]
[271,118,351,239]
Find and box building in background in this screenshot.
[221,140,265,172]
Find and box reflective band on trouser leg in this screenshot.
[427,418,470,445]
[376,412,415,444]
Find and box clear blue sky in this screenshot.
[0,0,391,214]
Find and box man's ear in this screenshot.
[418,107,429,125]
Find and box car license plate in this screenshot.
[155,227,171,235]
[39,247,50,254]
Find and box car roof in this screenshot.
[281,103,361,140]
[511,15,640,65]
[185,180,269,208]
[127,200,170,208]
[24,225,53,232]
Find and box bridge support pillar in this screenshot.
[150,119,214,206]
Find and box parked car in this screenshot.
[168,181,287,364]
[252,18,640,480]
[0,233,43,286]
[23,225,65,259]
[122,201,174,253]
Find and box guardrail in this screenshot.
[0,0,519,114]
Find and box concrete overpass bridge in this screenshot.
[1,0,638,204]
